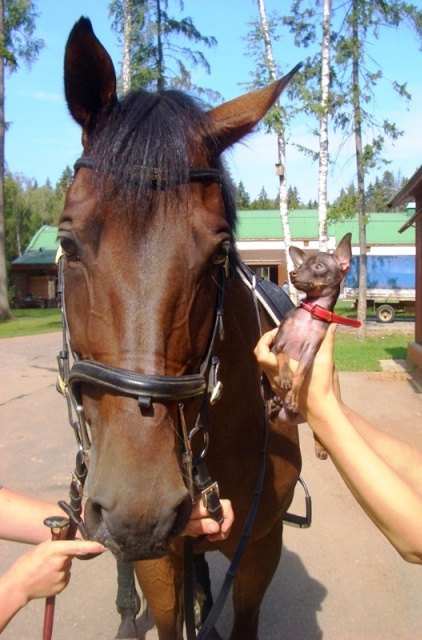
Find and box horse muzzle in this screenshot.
[84,492,192,562]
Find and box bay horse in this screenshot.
[61,17,301,640]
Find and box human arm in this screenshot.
[0,487,68,544]
[254,325,422,563]
[181,498,234,541]
[0,538,105,632]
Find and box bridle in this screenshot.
[55,155,271,640]
[57,155,231,534]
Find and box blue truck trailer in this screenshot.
[343,254,416,323]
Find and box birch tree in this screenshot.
[285,0,422,336]
[255,0,297,299]
[318,0,331,251]
[109,0,218,98]
[282,1,333,252]
[332,0,422,337]
[122,0,132,93]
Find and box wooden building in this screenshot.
[11,225,59,308]
[11,209,416,313]
[389,166,422,370]
[236,208,415,285]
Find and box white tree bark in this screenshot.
[318,0,331,252]
[256,0,296,301]
[0,0,11,319]
[122,0,132,94]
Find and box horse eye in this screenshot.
[211,240,231,266]
[59,235,80,261]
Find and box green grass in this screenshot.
[0,308,414,372]
[334,331,414,371]
[332,299,414,370]
[0,308,62,338]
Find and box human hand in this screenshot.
[253,328,280,395]
[10,539,106,603]
[182,498,234,542]
[254,324,339,416]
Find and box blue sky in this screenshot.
[5,0,422,203]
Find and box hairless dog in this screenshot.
[271,233,359,459]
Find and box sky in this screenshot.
[5,0,422,204]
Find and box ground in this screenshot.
[0,329,421,639]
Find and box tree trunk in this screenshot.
[256,0,296,301]
[352,0,366,338]
[318,0,331,252]
[122,0,132,94]
[0,0,12,321]
[156,0,164,91]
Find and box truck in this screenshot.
[342,254,415,323]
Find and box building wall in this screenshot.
[415,216,422,345]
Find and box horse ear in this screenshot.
[64,17,117,137]
[334,233,353,273]
[207,63,301,152]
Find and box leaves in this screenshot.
[5,171,69,262]
[2,0,44,71]
[108,0,219,98]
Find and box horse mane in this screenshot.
[90,89,237,231]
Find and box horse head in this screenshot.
[61,17,298,561]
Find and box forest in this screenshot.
[1,0,421,327]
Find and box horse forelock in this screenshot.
[88,89,237,231]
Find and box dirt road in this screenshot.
[1,332,421,639]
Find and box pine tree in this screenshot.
[287,185,302,210]
[235,181,251,210]
[109,0,218,99]
[245,0,299,299]
[332,0,422,336]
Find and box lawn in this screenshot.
[334,331,414,371]
[0,308,415,372]
[332,300,414,370]
[0,308,62,338]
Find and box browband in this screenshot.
[73,157,221,185]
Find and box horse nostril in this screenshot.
[84,498,105,536]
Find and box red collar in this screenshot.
[300,301,361,328]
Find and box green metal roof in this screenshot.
[11,210,416,268]
[26,225,59,251]
[12,225,59,266]
[236,209,416,245]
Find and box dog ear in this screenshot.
[335,233,352,273]
[289,245,306,268]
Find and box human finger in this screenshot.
[298,324,338,413]
[51,539,106,558]
[206,499,234,542]
[181,499,234,540]
[253,328,278,362]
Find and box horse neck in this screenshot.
[219,273,263,362]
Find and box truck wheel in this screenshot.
[376,304,395,323]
